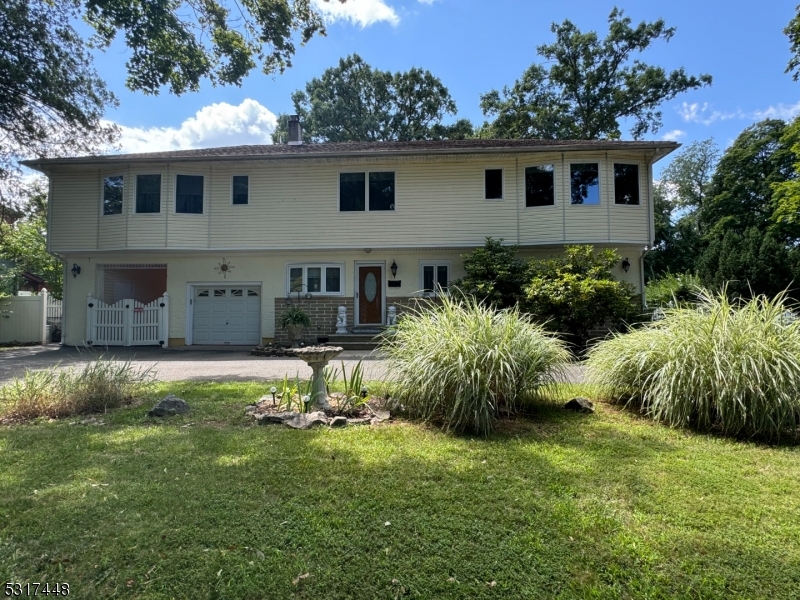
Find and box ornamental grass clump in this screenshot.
[0,357,153,422]
[380,293,570,436]
[587,289,800,441]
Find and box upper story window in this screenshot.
[421,262,450,296]
[288,264,344,295]
[614,163,640,205]
[339,172,395,212]
[136,174,161,213]
[232,175,249,205]
[176,174,203,214]
[103,175,123,215]
[525,165,555,207]
[570,163,600,205]
[485,168,503,200]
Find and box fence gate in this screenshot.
[86,293,169,347]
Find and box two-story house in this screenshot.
[23,131,678,347]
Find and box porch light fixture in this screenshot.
[390,260,398,278]
[71,263,81,278]
[621,257,631,273]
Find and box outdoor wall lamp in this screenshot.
[621,257,631,273]
[71,263,81,278]
[390,260,398,279]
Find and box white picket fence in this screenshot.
[86,293,169,347]
[47,297,63,328]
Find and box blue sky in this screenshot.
[90,0,800,174]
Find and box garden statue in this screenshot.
[336,306,348,333]
[386,305,397,326]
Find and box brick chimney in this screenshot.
[288,115,302,145]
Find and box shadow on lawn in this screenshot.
[1,395,799,599]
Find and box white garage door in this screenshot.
[193,286,261,345]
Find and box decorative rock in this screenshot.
[147,394,189,417]
[330,416,348,428]
[371,409,391,422]
[346,417,371,426]
[564,397,595,413]
[284,411,329,429]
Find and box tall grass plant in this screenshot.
[0,357,153,421]
[380,293,570,435]
[587,289,800,440]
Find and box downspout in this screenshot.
[515,157,520,245]
[641,150,658,311]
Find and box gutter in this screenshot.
[20,142,680,172]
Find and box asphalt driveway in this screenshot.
[0,344,389,384]
[0,344,585,384]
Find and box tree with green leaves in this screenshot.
[785,4,800,81]
[84,0,346,96]
[272,54,472,143]
[701,120,797,240]
[480,7,711,140]
[0,185,62,297]
[0,0,118,200]
[692,119,800,299]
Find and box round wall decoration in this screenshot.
[215,258,235,279]
[364,272,377,302]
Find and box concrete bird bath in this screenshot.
[293,346,344,410]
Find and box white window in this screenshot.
[175,174,204,214]
[485,168,504,200]
[103,175,124,215]
[420,262,450,296]
[135,174,161,213]
[232,175,249,205]
[339,171,395,211]
[287,264,344,295]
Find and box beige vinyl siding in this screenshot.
[48,150,657,253]
[49,170,100,250]
[208,158,518,249]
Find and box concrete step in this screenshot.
[327,332,383,351]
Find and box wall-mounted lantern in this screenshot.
[390,260,398,279]
[71,263,81,278]
[621,257,631,273]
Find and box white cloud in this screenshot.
[753,101,800,121]
[678,102,742,125]
[112,99,278,154]
[661,129,685,141]
[312,0,399,27]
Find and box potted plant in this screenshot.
[280,306,312,347]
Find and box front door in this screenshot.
[357,265,383,325]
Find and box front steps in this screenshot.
[327,330,385,351]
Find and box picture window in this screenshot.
[614,163,640,205]
[525,165,555,207]
[136,174,161,213]
[570,163,600,205]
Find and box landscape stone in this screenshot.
[147,394,190,417]
[330,416,348,428]
[346,417,371,426]
[371,410,391,422]
[285,411,329,429]
[564,397,595,413]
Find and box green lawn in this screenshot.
[1,382,799,599]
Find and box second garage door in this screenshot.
[193,286,261,345]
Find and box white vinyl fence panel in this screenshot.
[0,289,54,344]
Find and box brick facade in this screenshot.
[272,295,443,344]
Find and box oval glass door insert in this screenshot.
[364,272,377,302]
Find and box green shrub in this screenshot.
[523,245,639,350]
[586,289,800,441]
[279,306,312,328]
[645,272,702,307]
[380,293,570,436]
[0,357,153,421]
[451,237,526,308]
